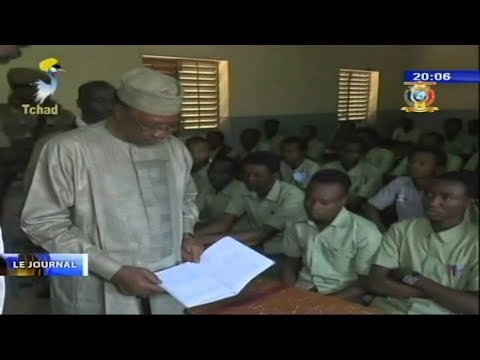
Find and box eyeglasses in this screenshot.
[132,115,182,133]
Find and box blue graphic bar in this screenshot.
[405,70,480,83]
[1,253,88,276]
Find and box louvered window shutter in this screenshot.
[142,56,220,130]
[337,69,372,122]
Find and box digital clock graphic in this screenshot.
[405,70,480,83]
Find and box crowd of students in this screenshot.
[185,117,479,315]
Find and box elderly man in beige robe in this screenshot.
[21,67,202,314]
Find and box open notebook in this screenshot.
[155,237,274,308]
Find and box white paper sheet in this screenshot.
[155,237,274,308]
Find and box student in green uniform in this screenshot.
[327,121,357,153]
[280,137,320,190]
[363,146,446,232]
[443,117,470,156]
[355,127,395,176]
[368,171,479,314]
[465,119,478,156]
[391,117,421,144]
[390,132,463,178]
[300,125,325,163]
[195,151,305,276]
[206,130,232,161]
[196,156,249,231]
[321,137,383,213]
[230,128,262,162]
[186,136,213,210]
[257,119,284,155]
[464,152,478,171]
[283,170,382,302]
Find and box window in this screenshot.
[337,69,379,123]
[142,55,224,130]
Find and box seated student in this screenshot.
[195,151,305,275]
[443,117,471,157]
[390,132,463,177]
[363,146,446,233]
[257,119,284,155]
[368,171,479,314]
[206,130,232,161]
[461,170,479,224]
[321,137,383,213]
[299,125,325,163]
[355,127,395,176]
[327,121,357,153]
[280,137,320,190]
[282,170,382,302]
[197,157,249,231]
[230,128,262,162]
[464,119,478,156]
[391,117,421,144]
[463,151,478,172]
[185,136,213,208]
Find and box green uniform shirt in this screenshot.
[192,164,213,213]
[371,217,479,314]
[464,152,478,171]
[321,160,383,199]
[280,158,320,189]
[284,207,382,293]
[445,133,472,156]
[307,138,325,163]
[365,147,396,175]
[257,134,284,155]
[463,134,478,155]
[224,179,305,254]
[200,180,250,231]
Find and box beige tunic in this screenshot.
[20,121,199,314]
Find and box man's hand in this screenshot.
[182,234,204,263]
[111,266,165,297]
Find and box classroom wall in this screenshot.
[0,45,477,146]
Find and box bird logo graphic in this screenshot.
[33,58,65,104]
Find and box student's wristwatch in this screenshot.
[402,271,421,286]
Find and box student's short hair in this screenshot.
[303,124,318,136]
[434,171,478,199]
[356,127,381,143]
[185,136,208,148]
[308,169,352,194]
[421,131,445,145]
[241,128,261,137]
[242,151,281,174]
[343,136,367,153]
[206,130,224,142]
[78,81,116,99]
[265,118,279,126]
[281,137,308,152]
[444,117,463,128]
[209,156,238,173]
[408,146,447,167]
[400,117,413,126]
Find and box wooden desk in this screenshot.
[188,278,385,315]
